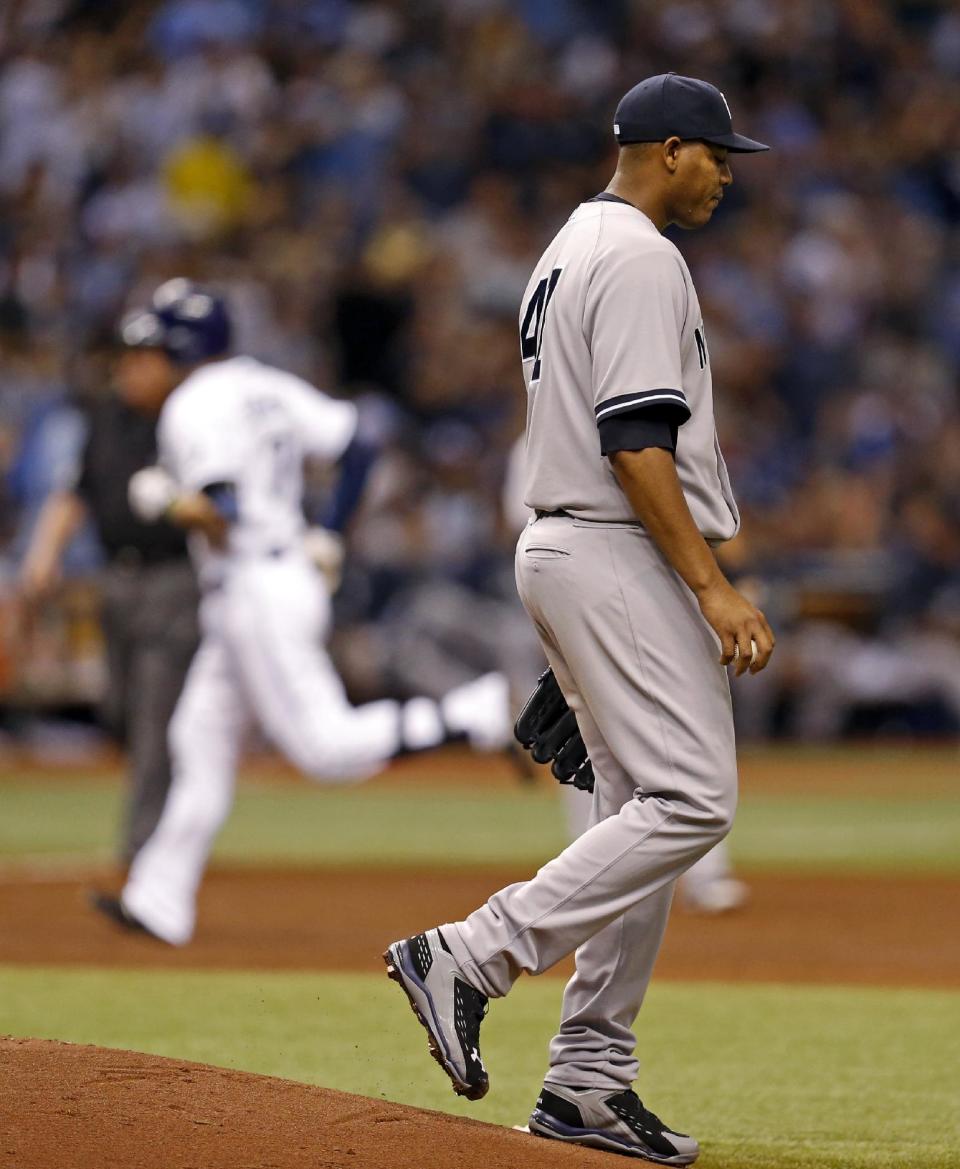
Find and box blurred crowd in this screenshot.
[1,0,959,741]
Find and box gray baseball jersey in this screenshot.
[520,196,739,541]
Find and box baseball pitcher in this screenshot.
[385,75,775,1165]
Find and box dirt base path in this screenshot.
[2,866,958,987]
[1,1037,630,1169]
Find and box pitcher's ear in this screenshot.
[662,136,683,172]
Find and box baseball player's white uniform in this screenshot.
[121,355,506,945]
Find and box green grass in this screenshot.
[732,795,960,874]
[1,966,957,1168]
[2,772,959,875]
[0,779,122,860]
[0,779,567,866]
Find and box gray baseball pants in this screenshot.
[444,515,738,1089]
[100,558,199,863]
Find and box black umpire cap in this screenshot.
[614,73,769,153]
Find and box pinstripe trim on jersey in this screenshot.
[594,390,691,424]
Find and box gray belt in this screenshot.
[534,509,640,525]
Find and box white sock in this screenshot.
[400,697,445,751]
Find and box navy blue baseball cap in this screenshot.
[614,73,769,153]
[120,279,232,365]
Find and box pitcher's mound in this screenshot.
[1,1037,623,1169]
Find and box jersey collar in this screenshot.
[588,192,636,208]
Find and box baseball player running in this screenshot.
[92,279,510,946]
[385,74,774,1164]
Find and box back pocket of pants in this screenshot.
[524,546,571,559]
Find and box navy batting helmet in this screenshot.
[120,279,232,364]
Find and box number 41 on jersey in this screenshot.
[521,267,563,383]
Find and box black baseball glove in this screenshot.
[514,668,594,793]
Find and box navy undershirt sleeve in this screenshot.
[598,413,679,458]
[201,481,239,522]
[320,435,379,533]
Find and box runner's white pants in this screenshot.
[123,555,401,944]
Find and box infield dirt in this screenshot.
[1,863,958,987]
[2,1037,634,1169]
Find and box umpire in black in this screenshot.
[19,344,199,865]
